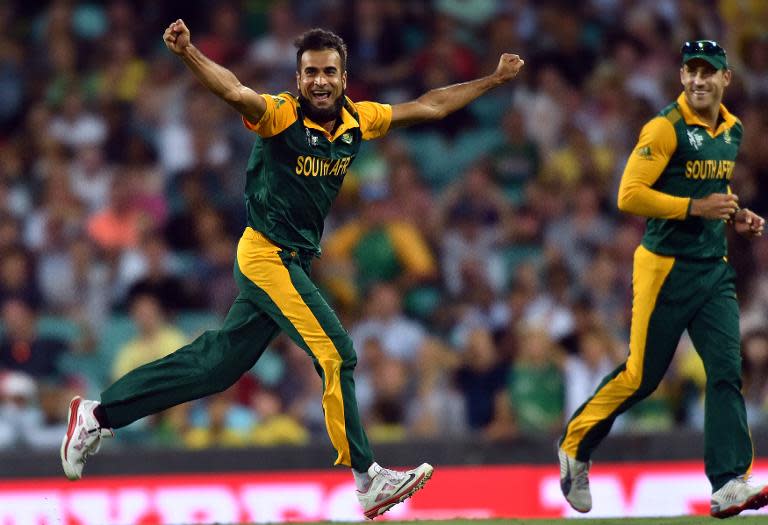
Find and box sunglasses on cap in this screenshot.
[681,40,726,57]
[681,40,728,69]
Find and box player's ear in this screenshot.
[722,68,732,87]
[342,70,347,91]
[296,72,301,92]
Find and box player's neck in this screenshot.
[692,102,721,130]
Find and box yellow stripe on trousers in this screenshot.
[561,245,674,456]
[237,228,350,466]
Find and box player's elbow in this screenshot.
[617,191,631,213]
[617,181,638,213]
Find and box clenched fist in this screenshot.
[163,19,191,56]
[493,53,525,83]
[690,193,740,220]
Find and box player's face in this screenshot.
[680,59,731,115]
[296,49,347,122]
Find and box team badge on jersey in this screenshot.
[305,129,319,147]
[723,128,731,144]
[341,132,353,144]
[636,146,652,159]
[687,129,704,151]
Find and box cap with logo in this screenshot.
[681,40,728,70]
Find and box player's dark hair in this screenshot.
[294,28,347,71]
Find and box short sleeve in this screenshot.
[242,94,298,138]
[352,101,392,140]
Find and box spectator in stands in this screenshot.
[562,329,619,420]
[0,371,37,448]
[351,283,428,363]
[436,162,512,298]
[504,323,564,436]
[250,388,309,446]
[406,338,465,438]
[86,171,148,254]
[741,329,768,428]
[323,188,436,309]
[184,390,253,449]
[489,108,540,204]
[0,246,41,308]
[119,231,206,312]
[20,378,72,449]
[366,356,409,443]
[0,296,68,380]
[455,327,508,435]
[111,293,187,381]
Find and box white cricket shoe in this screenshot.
[558,447,592,513]
[710,476,768,519]
[356,462,433,519]
[60,396,113,481]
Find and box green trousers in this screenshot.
[101,227,374,471]
[560,245,752,491]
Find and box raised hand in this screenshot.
[689,193,740,220]
[163,19,191,56]
[493,53,525,83]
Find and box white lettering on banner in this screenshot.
[241,484,323,522]
[540,470,768,517]
[155,487,239,523]
[326,481,369,521]
[2,464,768,524]
[67,490,110,525]
[0,492,61,525]
[631,474,710,516]
[114,489,154,524]
[542,475,630,517]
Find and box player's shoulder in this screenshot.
[266,92,299,109]
[657,101,683,125]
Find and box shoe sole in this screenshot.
[60,396,83,481]
[364,464,434,519]
[711,485,768,519]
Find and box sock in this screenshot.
[353,467,374,491]
[93,404,112,429]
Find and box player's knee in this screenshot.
[634,375,663,399]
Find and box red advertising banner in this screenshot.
[1,461,767,524]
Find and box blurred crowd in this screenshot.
[1,0,768,451]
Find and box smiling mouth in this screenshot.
[312,92,331,103]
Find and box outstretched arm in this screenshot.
[163,19,266,123]
[390,53,524,129]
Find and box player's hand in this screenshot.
[733,208,765,238]
[493,53,525,83]
[689,193,740,220]
[163,19,191,56]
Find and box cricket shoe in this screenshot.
[710,476,768,519]
[558,447,592,513]
[357,462,433,519]
[60,396,113,481]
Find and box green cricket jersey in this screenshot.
[618,93,742,259]
[242,93,392,255]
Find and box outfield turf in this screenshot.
[248,518,767,525]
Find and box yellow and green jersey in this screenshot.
[242,93,392,255]
[618,93,742,259]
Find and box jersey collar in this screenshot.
[676,92,737,137]
[303,103,360,142]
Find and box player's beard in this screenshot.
[298,89,345,125]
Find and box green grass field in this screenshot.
[255,519,766,525]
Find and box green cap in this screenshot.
[681,40,728,70]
